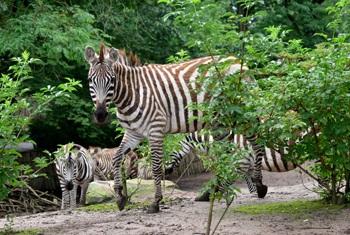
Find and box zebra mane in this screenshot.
[118,49,142,67]
[99,43,142,67]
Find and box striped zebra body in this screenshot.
[166,131,307,201]
[88,146,139,180]
[84,43,250,213]
[165,132,266,196]
[124,154,154,180]
[55,144,94,210]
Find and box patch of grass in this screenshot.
[76,203,120,211]
[125,201,151,210]
[77,197,172,211]
[0,228,43,235]
[232,200,346,215]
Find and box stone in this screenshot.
[86,179,178,205]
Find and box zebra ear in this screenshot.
[76,151,83,159]
[109,48,119,63]
[84,46,98,64]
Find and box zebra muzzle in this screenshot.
[94,103,109,124]
[65,180,74,191]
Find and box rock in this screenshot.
[86,179,178,205]
[86,181,115,204]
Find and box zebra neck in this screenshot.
[113,64,142,111]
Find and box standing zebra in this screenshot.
[88,146,139,180]
[165,130,314,201]
[55,143,94,209]
[165,132,267,200]
[166,132,297,175]
[84,43,255,213]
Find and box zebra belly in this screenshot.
[261,148,297,172]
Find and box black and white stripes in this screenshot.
[84,43,248,213]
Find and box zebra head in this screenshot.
[84,43,119,124]
[56,144,82,191]
[57,151,78,191]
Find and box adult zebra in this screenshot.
[55,143,94,210]
[164,131,267,198]
[88,146,139,180]
[84,43,256,213]
[165,130,314,201]
[166,132,297,175]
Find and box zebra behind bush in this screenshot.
[84,43,254,213]
[165,130,316,201]
[55,143,94,210]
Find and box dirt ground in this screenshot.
[1,170,350,235]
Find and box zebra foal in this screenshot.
[84,43,252,213]
[55,143,94,209]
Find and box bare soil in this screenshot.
[1,170,350,235]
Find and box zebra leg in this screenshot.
[244,170,257,194]
[147,135,164,213]
[79,183,89,206]
[164,136,195,175]
[250,138,268,198]
[61,188,70,210]
[252,156,268,198]
[113,131,144,211]
[69,185,78,209]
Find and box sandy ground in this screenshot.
[1,170,350,235]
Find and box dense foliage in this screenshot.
[161,0,350,205]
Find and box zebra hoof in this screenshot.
[257,185,268,198]
[147,202,159,213]
[116,195,127,211]
[194,191,210,202]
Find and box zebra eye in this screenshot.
[111,76,115,81]
[88,77,92,82]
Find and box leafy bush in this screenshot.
[161,0,350,205]
[0,51,81,200]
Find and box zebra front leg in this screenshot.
[79,183,89,206]
[69,185,78,209]
[147,137,164,213]
[113,131,144,211]
[113,147,128,211]
[61,188,70,210]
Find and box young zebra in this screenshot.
[55,143,94,210]
[88,146,139,180]
[84,43,257,213]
